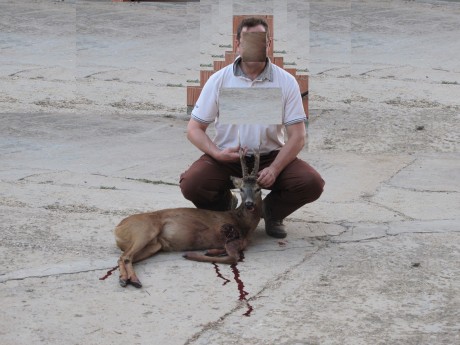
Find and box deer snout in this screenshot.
[245,201,255,211]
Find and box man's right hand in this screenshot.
[215,146,247,163]
[187,118,248,163]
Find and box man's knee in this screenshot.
[288,167,325,203]
[179,156,232,206]
[179,170,202,201]
[304,173,325,202]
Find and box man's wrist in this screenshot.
[269,164,281,177]
[208,146,221,161]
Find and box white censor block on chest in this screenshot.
[218,88,282,125]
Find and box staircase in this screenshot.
[187,15,309,118]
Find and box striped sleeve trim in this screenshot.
[191,113,214,124]
[284,117,307,126]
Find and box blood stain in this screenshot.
[212,251,253,317]
[213,263,231,285]
[231,261,253,317]
[99,265,118,281]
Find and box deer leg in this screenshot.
[118,256,129,287]
[119,240,162,288]
[119,250,139,288]
[205,248,227,257]
[224,240,243,263]
[125,241,163,288]
[183,251,238,264]
[184,240,243,264]
[133,241,163,263]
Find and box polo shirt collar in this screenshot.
[233,56,273,82]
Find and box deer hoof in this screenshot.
[129,279,142,289]
[119,278,128,288]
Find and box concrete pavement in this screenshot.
[1,1,459,344]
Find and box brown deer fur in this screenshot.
[114,150,262,288]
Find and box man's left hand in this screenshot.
[257,166,278,188]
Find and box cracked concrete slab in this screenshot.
[1,0,459,344]
[371,185,459,220]
[387,153,460,192]
[386,219,460,236]
[186,233,459,345]
[330,223,389,243]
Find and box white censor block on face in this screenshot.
[218,88,282,125]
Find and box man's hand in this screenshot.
[187,119,248,163]
[256,122,306,188]
[216,146,248,163]
[257,166,278,188]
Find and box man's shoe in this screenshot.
[263,202,287,238]
[265,219,287,239]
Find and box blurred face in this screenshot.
[236,25,271,63]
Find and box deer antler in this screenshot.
[251,149,260,177]
[239,148,249,178]
[238,130,249,178]
[250,134,262,177]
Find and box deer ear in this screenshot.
[231,176,243,188]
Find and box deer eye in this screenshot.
[255,188,261,192]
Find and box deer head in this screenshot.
[231,147,262,212]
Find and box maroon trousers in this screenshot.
[180,151,325,221]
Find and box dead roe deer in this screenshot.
[114,149,262,288]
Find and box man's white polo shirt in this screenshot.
[191,57,306,154]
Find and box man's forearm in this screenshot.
[270,121,306,175]
[270,134,305,176]
[187,126,220,159]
